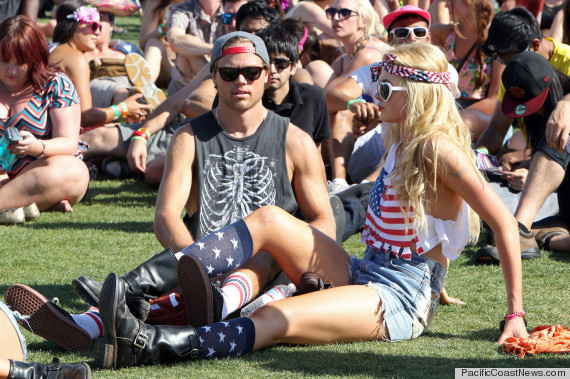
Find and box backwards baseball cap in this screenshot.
[383,5,431,30]
[210,31,270,72]
[501,51,554,118]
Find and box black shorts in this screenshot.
[536,136,570,226]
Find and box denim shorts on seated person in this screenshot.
[350,246,447,342]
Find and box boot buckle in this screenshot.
[190,347,200,359]
[133,331,148,350]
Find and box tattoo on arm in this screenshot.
[450,167,466,179]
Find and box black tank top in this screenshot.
[189,110,298,239]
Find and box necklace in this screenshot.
[215,108,228,133]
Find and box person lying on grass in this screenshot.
[93,42,528,369]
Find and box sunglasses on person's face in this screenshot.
[325,7,358,20]
[83,21,102,33]
[389,26,428,40]
[377,81,406,101]
[221,13,236,25]
[217,66,266,81]
[271,58,292,70]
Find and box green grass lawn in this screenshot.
[12,14,567,378]
[0,177,568,378]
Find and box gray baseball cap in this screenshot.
[210,31,270,71]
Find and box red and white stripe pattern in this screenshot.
[378,53,452,92]
[362,168,420,260]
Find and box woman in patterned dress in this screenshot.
[0,15,89,221]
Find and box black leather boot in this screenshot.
[72,248,179,320]
[8,357,91,379]
[96,273,201,369]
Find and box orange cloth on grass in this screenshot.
[503,324,570,358]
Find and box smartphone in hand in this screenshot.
[475,150,503,175]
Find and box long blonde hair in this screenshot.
[383,43,482,242]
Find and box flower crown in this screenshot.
[67,6,100,23]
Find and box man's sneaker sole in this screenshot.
[178,255,214,327]
[5,284,92,351]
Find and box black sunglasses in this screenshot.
[325,7,358,20]
[217,66,266,81]
[389,27,428,39]
[221,13,236,25]
[83,21,102,33]
[271,58,292,70]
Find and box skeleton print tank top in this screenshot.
[190,110,298,239]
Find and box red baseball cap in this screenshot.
[383,5,431,30]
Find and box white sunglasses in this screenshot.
[389,27,428,40]
[377,81,406,101]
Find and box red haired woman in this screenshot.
[0,15,90,223]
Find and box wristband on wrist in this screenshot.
[138,127,150,139]
[504,309,525,320]
[475,147,489,155]
[111,104,120,121]
[347,98,366,110]
[131,135,148,143]
[119,102,128,119]
[157,22,167,36]
[36,139,46,159]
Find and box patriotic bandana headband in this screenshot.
[376,53,452,92]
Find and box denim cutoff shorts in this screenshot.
[0,300,28,360]
[350,246,447,341]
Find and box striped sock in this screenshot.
[220,273,253,319]
[71,307,103,339]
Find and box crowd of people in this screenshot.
[0,0,569,376]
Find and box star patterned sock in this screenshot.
[196,317,255,359]
[220,272,253,319]
[176,220,254,277]
[71,307,103,339]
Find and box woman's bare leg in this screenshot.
[243,205,350,286]
[0,308,24,361]
[250,285,386,350]
[0,156,89,211]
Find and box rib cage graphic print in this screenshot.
[199,145,277,237]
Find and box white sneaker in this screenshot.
[24,203,40,221]
[327,178,350,195]
[0,207,25,224]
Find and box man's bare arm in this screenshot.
[286,124,336,239]
[167,27,214,57]
[475,101,514,155]
[154,125,197,251]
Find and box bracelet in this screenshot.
[347,98,366,111]
[138,127,150,139]
[36,139,46,159]
[119,102,128,119]
[504,309,525,320]
[157,23,167,37]
[475,147,489,155]
[111,104,120,121]
[131,136,148,143]
[131,129,149,141]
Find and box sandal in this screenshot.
[124,53,166,111]
[535,228,568,250]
